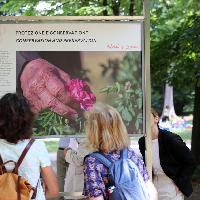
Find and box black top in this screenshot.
[138,128,196,197]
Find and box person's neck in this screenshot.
[151,125,159,140]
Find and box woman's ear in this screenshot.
[154,116,159,124]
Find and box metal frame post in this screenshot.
[143,0,152,179]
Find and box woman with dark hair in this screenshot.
[0,93,58,200]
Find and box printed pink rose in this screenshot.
[65,79,96,111]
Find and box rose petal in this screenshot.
[65,78,96,111]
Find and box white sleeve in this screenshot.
[36,141,51,168]
[59,137,70,148]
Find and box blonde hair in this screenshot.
[85,103,130,153]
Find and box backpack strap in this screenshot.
[90,152,112,168]
[13,138,35,174]
[121,148,128,159]
[31,179,39,199]
[17,176,21,200]
[0,154,7,174]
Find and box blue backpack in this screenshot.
[90,148,150,200]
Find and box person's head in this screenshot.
[151,108,159,119]
[85,103,130,152]
[151,108,159,128]
[0,93,34,144]
[150,108,159,138]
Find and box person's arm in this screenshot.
[41,166,59,199]
[37,140,59,198]
[167,133,196,177]
[64,148,84,166]
[64,137,83,165]
[20,58,78,117]
[145,180,158,200]
[16,51,40,79]
[163,132,196,195]
[83,156,105,199]
[17,52,96,119]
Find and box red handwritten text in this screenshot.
[107,43,139,50]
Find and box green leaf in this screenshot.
[115,82,121,93]
[135,120,140,130]
[100,87,109,93]
[122,108,132,122]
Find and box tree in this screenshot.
[150,0,199,115]
[0,0,143,16]
[150,0,200,163]
[151,13,200,163]
[161,84,177,120]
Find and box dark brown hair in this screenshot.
[0,93,34,143]
[151,108,159,118]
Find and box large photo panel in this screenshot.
[0,19,144,135]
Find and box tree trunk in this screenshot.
[112,0,120,15]
[161,84,178,121]
[129,0,135,16]
[102,0,108,16]
[191,85,200,164]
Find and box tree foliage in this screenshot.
[0,0,143,16]
[150,0,200,114]
[150,0,200,163]
[151,15,200,89]
[100,52,143,133]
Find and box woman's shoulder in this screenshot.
[159,128,182,140]
[84,153,100,164]
[159,129,185,148]
[84,153,105,173]
[0,138,30,147]
[0,138,8,144]
[85,148,137,162]
[127,147,142,160]
[84,150,119,166]
[33,139,46,147]
[31,139,49,154]
[19,139,48,157]
[127,147,136,154]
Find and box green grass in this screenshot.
[44,141,58,152]
[43,128,192,153]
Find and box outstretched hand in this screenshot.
[20,58,78,118]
